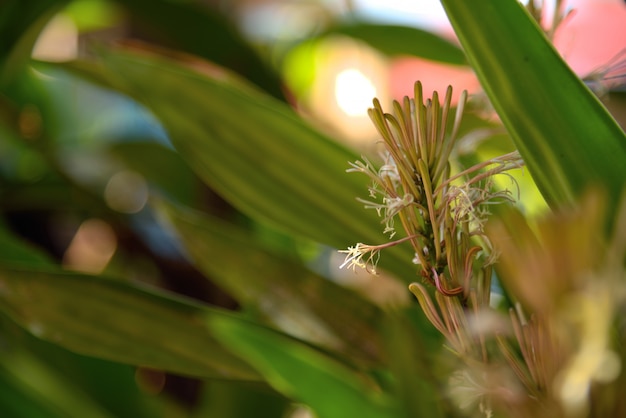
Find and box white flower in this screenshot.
[338,243,380,274]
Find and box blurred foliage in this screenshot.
[1,0,625,417]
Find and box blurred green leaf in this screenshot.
[381,311,450,418]
[113,0,286,101]
[0,368,67,418]
[1,57,66,178]
[7,319,163,418]
[210,314,400,418]
[192,380,290,418]
[158,199,384,367]
[64,0,123,31]
[0,348,116,418]
[440,0,626,209]
[0,317,159,418]
[325,22,466,65]
[57,49,417,283]
[0,267,260,381]
[108,142,201,206]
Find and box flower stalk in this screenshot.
[341,81,524,414]
[341,81,522,299]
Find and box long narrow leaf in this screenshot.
[158,199,385,367]
[210,314,400,418]
[56,50,417,282]
[440,0,626,207]
[0,368,67,418]
[112,0,286,100]
[324,22,466,65]
[0,351,116,418]
[0,268,259,381]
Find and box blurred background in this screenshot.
[2,0,626,416]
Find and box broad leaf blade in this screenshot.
[0,350,116,418]
[0,268,259,381]
[114,0,286,100]
[325,22,466,65]
[108,142,202,206]
[0,368,67,418]
[210,315,400,418]
[158,199,385,367]
[382,312,448,418]
[440,0,626,207]
[58,50,417,282]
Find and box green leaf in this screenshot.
[192,380,290,418]
[440,0,626,208]
[381,311,448,418]
[0,368,67,418]
[325,22,467,65]
[57,49,417,283]
[0,349,116,418]
[0,267,260,381]
[108,142,202,206]
[157,199,385,367]
[8,320,162,418]
[112,0,286,101]
[209,314,400,418]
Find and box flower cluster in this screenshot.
[340,81,523,297]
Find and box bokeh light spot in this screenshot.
[63,218,117,274]
[334,68,377,117]
[104,170,149,214]
[32,13,78,62]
